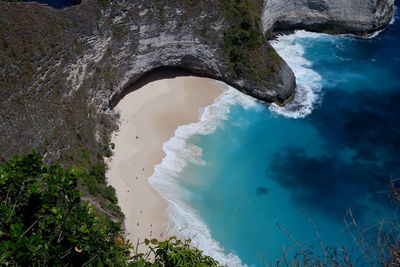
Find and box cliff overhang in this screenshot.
[0,0,395,163]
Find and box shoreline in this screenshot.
[106,76,224,251]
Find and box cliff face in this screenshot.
[0,0,294,163]
[87,0,295,109]
[262,0,394,36]
[0,0,395,163]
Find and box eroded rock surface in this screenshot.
[0,0,293,163]
[0,0,395,163]
[262,0,394,36]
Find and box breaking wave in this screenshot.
[149,85,258,267]
[269,31,323,118]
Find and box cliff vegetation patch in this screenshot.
[218,0,282,87]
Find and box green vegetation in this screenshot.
[0,152,131,265]
[218,0,282,86]
[97,0,109,7]
[0,152,222,266]
[5,153,399,266]
[105,69,117,84]
[219,0,264,71]
[76,145,120,213]
[135,237,220,266]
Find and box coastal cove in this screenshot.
[106,77,224,251]
[135,5,400,267]
[1,0,399,265]
[1,0,394,165]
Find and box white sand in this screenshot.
[106,76,224,250]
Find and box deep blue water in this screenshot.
[164,7,400,267]
[23,0,77,9]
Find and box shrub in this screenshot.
[0,152,131,266]
[89,161,107,184]
[0,152,221,266]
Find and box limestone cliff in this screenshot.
[0,0,294,163]
[0,0,395,163]
[262,0,394,36]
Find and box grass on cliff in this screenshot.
[75,145,125,219]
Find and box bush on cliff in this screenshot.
[0,152,221,266]
[219,0,264,74]
[0,152,131,265]
[218,0,282,87]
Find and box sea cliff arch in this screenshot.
[0,0,394,163]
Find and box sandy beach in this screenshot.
[106,76,224,250]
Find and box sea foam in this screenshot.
[149,85,258,267]
[148,31,324,265]
[269,31,323,118]
[148,9,398,264]
[390,6,397,25]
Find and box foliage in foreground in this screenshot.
[0,152,221,266]
[9,152,400,266]
[265,183,400,267]
[0,152,131,265]
[133,237,220,267]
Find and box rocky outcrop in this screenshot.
[262,0,395,36]
[95,0,294,109]
[0,0,395,163]
[0,0,293,163]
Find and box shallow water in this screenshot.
[151,7,400,267]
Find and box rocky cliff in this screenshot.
[0,0,294,163]
[262,0,394,36]
[0,0,394,163]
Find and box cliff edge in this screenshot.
[0,0,395,163]
[0,0,294,163]
[262,0,394,36]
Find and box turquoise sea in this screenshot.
[149,5,400,267]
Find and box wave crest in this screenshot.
[149,85,258,267]
[269,30,323,118]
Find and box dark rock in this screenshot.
[256,187,269,195]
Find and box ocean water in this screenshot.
[23,0,77,9]
[149,7,400,267]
